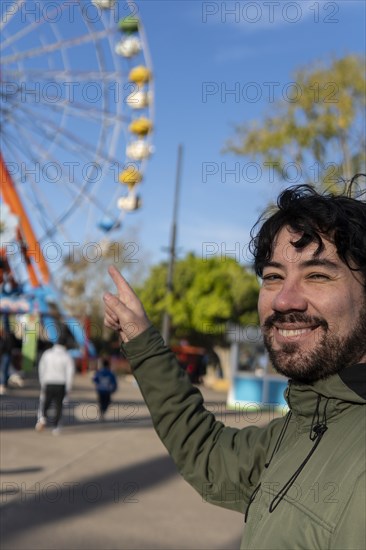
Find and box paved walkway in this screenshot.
[0,372,279,549]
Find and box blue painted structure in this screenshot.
[228,374,288,408]
[226,323,288,409]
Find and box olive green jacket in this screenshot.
[123,326,366,550]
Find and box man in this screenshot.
[103,183,366,549]
[35,334,75,435]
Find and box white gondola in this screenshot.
[117,195,141,211]
[126,140,152,161]
[126,90,151,110]
[115,36,142,58]
[92,0,116,9]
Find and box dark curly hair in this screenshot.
[250,174,366,286]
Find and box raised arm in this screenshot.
[103,266,276,514]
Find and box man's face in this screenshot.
[258,226,366,382]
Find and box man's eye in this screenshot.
[307,273,331,280]
[262,274,282,282]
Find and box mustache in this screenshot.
[263,312,328,330]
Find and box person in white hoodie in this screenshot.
[35,334,75,434]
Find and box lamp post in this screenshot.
[81,305,91,374]
[162,144,183,345]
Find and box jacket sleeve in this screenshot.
[123,325,281,514]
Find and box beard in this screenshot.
[262,305,366,383]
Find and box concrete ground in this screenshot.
[0,372,280,550]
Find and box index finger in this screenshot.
[108,265,137,302]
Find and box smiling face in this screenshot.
[258,226,366,382]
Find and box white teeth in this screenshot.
[278,328,311,337]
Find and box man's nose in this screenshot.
[272,280,307,312]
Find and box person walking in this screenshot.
[103,180,366,549]
[93,357,117,420]
[35,334,75,435]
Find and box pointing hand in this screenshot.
[103,266,151,343]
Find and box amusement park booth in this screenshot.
[0,262,95,374]
[226,323,288,410]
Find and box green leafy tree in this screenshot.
[137,253,259,347]
[225,55,366,190]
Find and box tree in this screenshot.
[225,55,365,190]
[136,253,259,347]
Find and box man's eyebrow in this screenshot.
[262,259,340,270]
[299,258,340,270]
[262,261,283,270]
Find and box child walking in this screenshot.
[93,357,117,420]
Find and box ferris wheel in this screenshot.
[0,0,154,308]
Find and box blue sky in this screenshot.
[125,0,365,269]
[1,0,365,282]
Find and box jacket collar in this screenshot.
[285,363,366,423]
[338,363,366,399]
